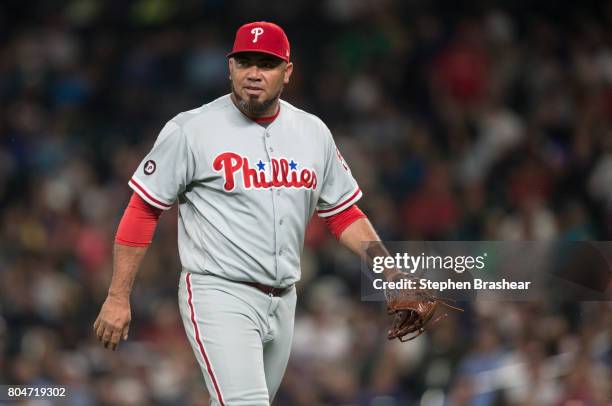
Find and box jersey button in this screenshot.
[266,133,270,138]
[269,147,274,152]
[279,219,284,225]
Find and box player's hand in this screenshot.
[93,295,131,351]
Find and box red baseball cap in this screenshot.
[227,21,290,62]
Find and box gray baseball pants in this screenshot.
[178,270,297,405]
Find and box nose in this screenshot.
[245,65,262,81]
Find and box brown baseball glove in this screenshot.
[385,276,463,342]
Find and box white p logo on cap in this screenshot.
[251,27,264,43]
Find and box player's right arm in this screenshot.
[93,244,147,350]
[94,192,162,350]
[94,118,195,350]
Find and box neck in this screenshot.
[252,105,281,124]
[230,93,280,120]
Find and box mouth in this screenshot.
[244,86,264,97]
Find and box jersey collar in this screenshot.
[252,104,280,124]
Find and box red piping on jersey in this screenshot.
[253,105,280,124]
[186,273,226,405]
[318,188,362,214]
[129,178,172,208]
[115,192,162,247]
[324,204,367,240]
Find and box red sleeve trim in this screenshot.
[317,187,362,216]
[115,192,163,247]
[324,204,367,240]
[129,178,173,209]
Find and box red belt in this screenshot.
[242,281,291,297]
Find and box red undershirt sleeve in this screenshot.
[323,204,367,240]
[115,192,163,247]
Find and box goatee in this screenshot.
[231,84,282,116]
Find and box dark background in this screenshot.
[0,0,611,404]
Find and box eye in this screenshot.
[261,60,281,70]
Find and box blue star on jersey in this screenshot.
[289,160,297,170]
[257,160,266,171]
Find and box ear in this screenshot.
[283,62,294,85]
[228,58,234,78]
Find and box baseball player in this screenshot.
[94,21,400,405]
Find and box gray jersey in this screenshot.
[129,94,361,287]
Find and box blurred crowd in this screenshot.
[1,0,611,405]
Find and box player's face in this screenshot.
[229,52,293,116]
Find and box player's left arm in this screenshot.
[314,124,397,278]
[324,205,400,282]
[338,216,378,256]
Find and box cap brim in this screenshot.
[227,49,289,62]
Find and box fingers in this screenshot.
[101,325,121,350]
[93,299,131,351]
[102,325,113,349]
[109,329,122,351]
[94,318,128,351]
[93,316,100,333]
[95,318,105,342]
[122,323,130,341]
